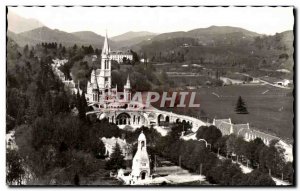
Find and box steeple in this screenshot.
[124,75,131,89]
[102,31,110,56]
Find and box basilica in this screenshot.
[85,33,132,105]
[84,33,206,131]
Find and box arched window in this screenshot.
[141,141,145,150]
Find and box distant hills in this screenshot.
[7,27,112,48]
[7,11,44,33]
[111,31,157,42]
[136,26,261,49]
[7,25,264,49]
[7,26,157,49]
[6,11,293,72]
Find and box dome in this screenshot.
[138,131,146,141]
[99,113,107,120]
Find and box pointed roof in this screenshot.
[138,131,146,141]
[124,75,131,89]
[102,31,110,56]
[92,70,100,91]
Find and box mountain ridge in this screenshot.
[111,31,157,42]
[7,11,44,33]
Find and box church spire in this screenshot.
[124,75,131,89]
[102,30,110,56]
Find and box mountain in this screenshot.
[134,28,293,72]
[113,35,156,49]
[72,31,117,48]
[188,25,259,37]
[7,27,113,48]
[10,26,82,47]
[151,26,260,44]
[130,26,261,52]
[7,30,39,47]
[111,31,157,42]
[7,11,44,33]
[72,31,105,46]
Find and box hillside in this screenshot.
[7,30,41,47]
[7,27,110,48]
[136,29,293,74]
[72,31,104,44]
[113,35,156,49]
[148,26,260,46]
[72,31,117,49]
[7,10,44,33]
[111,31,157,41]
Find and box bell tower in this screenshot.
[131,131,150,181]
[124,75,131,102]
[99,31,112,93]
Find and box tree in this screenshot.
[130,50,140,65]
[23,44,29,56]
[235,96,248,114]
[226,135,238,156]
[283,162,294,183]
[122,57,127,64]
[6,149,25,185]
[73,174,80,185]
[244,138,265,167]
[206,159,243,185]
[243,170,276,185]
[92,139,106,159]
[76,91,87,121]
[105,143,126,171]
[196,125,222,145]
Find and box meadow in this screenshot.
[164,84,293,142]
[198,85,293,141]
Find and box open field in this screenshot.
[163,84,293,142]
[197,85,293,141]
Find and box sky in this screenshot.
[8,6,294,37]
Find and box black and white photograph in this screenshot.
[5,5,295,186]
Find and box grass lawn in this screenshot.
[163,84,293,142]
[197,85,293,141]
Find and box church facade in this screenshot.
[85,33,207,131]
[85,33,132,104]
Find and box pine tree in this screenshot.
[235,96,248,114]
[105,143,126,171]
[77,91,87,121]
[92,139,106,159]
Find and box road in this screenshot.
[235,72,291,90]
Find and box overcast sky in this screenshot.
[8,6,294,37]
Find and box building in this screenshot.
[101,137,131,160]
[118,131,151,185]
[131,131,150,181]
[85,32,131,104]
[110,50,133,63]
[213,118,278,146]
[85,32,207,131]
[275,79,292,87]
